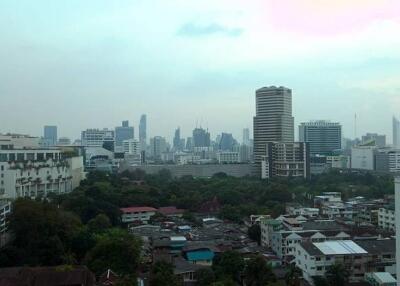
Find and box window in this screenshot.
[0,154,7,162]
[17,153,25,161]
[317,267,322,271]
[316,257,321,261]
[37,153,44,161]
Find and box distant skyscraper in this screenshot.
[150,136,167,159]
[81,129,115,150]
[299,120,342,156]
[393,116,400,148]
[186,137,193,151]
[115,120,134,149]
[139,114,147,151]
[361,133,386,148]
[219,133,235,151]
[243,128,250,146]
[43,125,57,146]
[173,127,182,151]
[253,86,294,176]
[192,127,211,147]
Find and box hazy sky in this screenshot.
[1,0,399,142]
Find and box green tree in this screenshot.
[84,229,141,276]
[248,224,261,245]
[313,276,329,286]
[87,213,112,233]
[196,268,215,286]
[244,255,276,286]
[213,251,245,282]
[326,263,349,286]
[149,261,180,286]
[285,264,302,286]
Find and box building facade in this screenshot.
[261,142,310,179]
[362,133,386,148]
[115,121,134,150]
[253,86,294,177]
[378,205,395,232]
[139,114,147,151]
[81,129,115,149]
[299,121,342,156]
[393,116,400,148]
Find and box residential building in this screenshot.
[216,151,239,164]
[393,116,400,148]
[260,218,283,247]
[0,145,84,199]
[295,239,396,285]
[115,120,134,151]
[253,86,294,177]
[364,272,396,286]
[43,125,58,146]
[375,149,400,173]
[261,142,310,179]
[0,201,11,234]
[362,133,386,148]
[123,139,141,166]
[351,144,377,170]
[236,144,253,163]
[139,114,147,151]
[120,206,157,224]
[299,120,342,156]
[378,205,395,232]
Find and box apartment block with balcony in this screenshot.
[378,205,395,232]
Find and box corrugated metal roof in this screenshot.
[314,240,367,255]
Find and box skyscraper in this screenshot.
[393,116,400,148]
[139,114,147,151]
[299,120,342,156]
[43,125,57,146]
[219,132,235,151]
[173,127,182,151]
[115,120,134,149]
[242,128,250,146]
[253,86,294,175]
[150,136,167,159]
[192,127,211,147]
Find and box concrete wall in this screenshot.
[119,163,252,178]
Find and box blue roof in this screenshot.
[186,250,214,261]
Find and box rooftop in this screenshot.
[314,240,367,255]
[120,206,157,213]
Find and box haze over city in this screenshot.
[1,0,399,141]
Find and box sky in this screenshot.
[0,0,399,142]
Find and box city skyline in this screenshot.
[0,1,399,141]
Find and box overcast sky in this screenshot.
[0,0,399,142]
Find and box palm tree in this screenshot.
[285,263,302,286]
[326,263,349,286]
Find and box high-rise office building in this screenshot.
[299,120,342,156]
[253,86,294,175]
[219,132,235,151]
[173,127,182,151]
[243,128,250,146]
[192,127,211,147]
[43,125,57,146]
[150,136,167,159]
[361,133,386,148]
[393,116,400,148]
[139,114,147,151]
[115,120,134,149]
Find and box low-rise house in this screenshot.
[378,205,395,232]
[158,206,185,217]
[120,206,157,224]
[260,218,283,248]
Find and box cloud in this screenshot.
[177,22,243,37]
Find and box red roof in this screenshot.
[158,206,185,215]
[120,206,157,213]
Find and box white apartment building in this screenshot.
[295,240,396,285]
[174,153,201,165]
[120,206,157,224]
[217,152,240,164]
[321,203,353,220]
[123,139,140,155]
[351,145,377,170]
[271,230,350,259]
[378,206,395,231]
[0,146,84,200]
[0,201,11,233]
[81,129,115,147]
